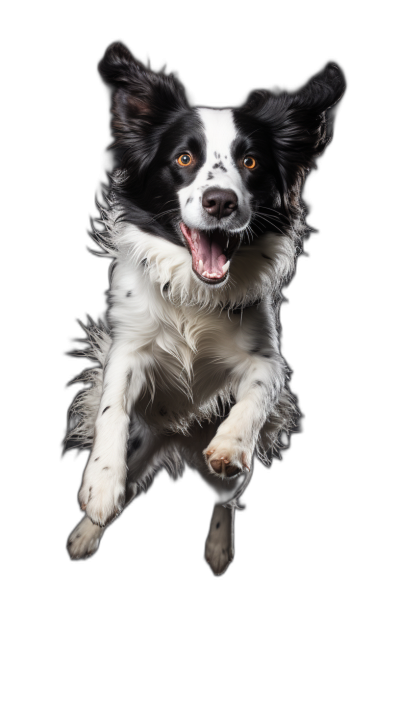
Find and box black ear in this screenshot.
[240,63,346,194]
[98,42,189,149]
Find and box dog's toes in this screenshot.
[209,458,224,474]
[209,458,241,477]
[225,462,242,477]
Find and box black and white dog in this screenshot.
[65,42,345,574]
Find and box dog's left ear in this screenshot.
[240,63,346,193]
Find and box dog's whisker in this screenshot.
[142,208,181,224]
[255,206,292,222]
[252,210,291,228]
[250,217,279,234]
[251,214,287,237]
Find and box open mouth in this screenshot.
[180,222,240,284]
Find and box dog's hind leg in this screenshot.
[193,454,251,575]
[205,504,235,576]
[67,472,147,560]
[67,428,182,561]
[67,515,105,560]
[66,468,148,563]
[67,482,142,560]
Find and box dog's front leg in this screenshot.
[78,340,144,526]
[204,356,285,477]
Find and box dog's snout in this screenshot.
[202,188,238,219]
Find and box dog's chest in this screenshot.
[137,302,245,431]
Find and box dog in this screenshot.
[65,42,345,575]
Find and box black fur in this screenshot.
[233,63,345,223]
[97,43,345,253]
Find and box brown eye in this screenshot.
[177,153,193,167]
[243,156,257,170]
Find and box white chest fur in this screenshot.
[109,258,263,431]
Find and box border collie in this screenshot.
[65,42,345,575]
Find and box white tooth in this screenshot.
[198,260,204,273]
[222,261,230,276]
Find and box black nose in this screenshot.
[202,188,238,219]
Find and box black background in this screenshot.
[34,8,366,623]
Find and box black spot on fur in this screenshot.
[163,282,170,292]
[126,291,132,297]
[216,522,220,529]
[212,161,227,172]
[254,380,264,388]
[141,258,148,267]
[102,406,110,414]
[102,467,110,471]
[94,457,99,462]
[186,197,193,205]
[207,172,214,180]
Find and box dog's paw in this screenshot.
[79,459,126,526]
[205,537,234,576]
[204,434,251,478]
[67,517,104,560]
[205,504,234,576]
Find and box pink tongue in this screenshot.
[198,232,226,275]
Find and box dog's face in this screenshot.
[145,105,277,285]
[99,43,345,287]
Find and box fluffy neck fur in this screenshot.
[96,195,300,313]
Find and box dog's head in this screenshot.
[99,43,345,287]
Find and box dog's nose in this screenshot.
[202,188,238,219]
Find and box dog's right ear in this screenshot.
[98,42,189,147]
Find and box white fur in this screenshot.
[178,108,251,231]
